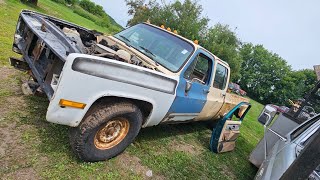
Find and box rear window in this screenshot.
[213,64,228,90]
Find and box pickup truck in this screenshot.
[10,10,248,162]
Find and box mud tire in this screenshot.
[69,102,142,162]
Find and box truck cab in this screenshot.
[165,47,231,123]
[108,22,238,123]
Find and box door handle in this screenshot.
[203,89,210,94]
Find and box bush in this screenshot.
[73,5,110,28]
[79,0,105,17]
[65,0,77,5]
[73,5,97,21]
[51,0,65,4]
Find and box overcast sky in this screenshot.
[92,0,320,70]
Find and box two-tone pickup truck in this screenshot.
[10,10,248,161]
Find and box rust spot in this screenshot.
[41,23,46,32]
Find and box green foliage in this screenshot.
[48,0,77,5]
[201,24,242,81]
[79,0,105,17]
[238,43,317,105]
[20,0,38,5]
[48,0,122,31]
[276,69,317,105]
[74,0,122,30]
[50,0,65,4]
[125,0,209,41]
[65,0,77,5]
[239,43,290,104]
[73,5,112,29]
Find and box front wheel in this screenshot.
[69,102,143,162]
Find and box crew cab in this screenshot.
[10,10,248,161]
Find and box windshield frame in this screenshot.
[113,23,196,73]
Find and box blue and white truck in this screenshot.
[10,10,248,161]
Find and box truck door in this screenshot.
[196,62,229,120]
[164,51,214,122]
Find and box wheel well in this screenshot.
[90,96,153,125]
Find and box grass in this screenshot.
[0,0,265,179]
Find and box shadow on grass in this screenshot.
[138,121,214,147]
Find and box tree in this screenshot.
[238,43,291,104]
[238,43,317,105]
[201,24,242,81]
[125,0,209,41]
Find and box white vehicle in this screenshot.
[10,10,247,161]
[252,105,320,180]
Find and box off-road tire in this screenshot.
[69,102,143,162]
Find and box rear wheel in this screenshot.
[69,102,142,162]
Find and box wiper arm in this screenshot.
[139,46,155,57]
[119,35,131,42]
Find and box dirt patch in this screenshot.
[0,0,5,4]
[0,66,15,81]
[0,96,27,118]
[169,140,203,156]
[116,152,165,179]
[0,66,39,178]
[3,167,40,180]
[0,66,26,118]
[220,164,237,179]
[0,122,37,174]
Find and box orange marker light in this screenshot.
[167,27,171,32]
[59,99,86,109]
[160,25,165,29]
[173,30,178,34]
[194,40,199,44]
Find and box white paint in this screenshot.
[46,53,178,127]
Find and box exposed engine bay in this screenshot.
[62,27,157,71]
[11,10,159,98]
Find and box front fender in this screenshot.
[46,53,178,127]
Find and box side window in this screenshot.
[184,53,212,84]
[213,64,228,90]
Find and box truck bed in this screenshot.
[219,93,250,118]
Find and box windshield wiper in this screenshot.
[119,35,131,43]
[139,46,155,57]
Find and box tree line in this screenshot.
[125,0,317,106]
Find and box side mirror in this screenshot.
[185,81,192,93]
[258,105,277,126]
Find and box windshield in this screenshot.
[114,24,194,72]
